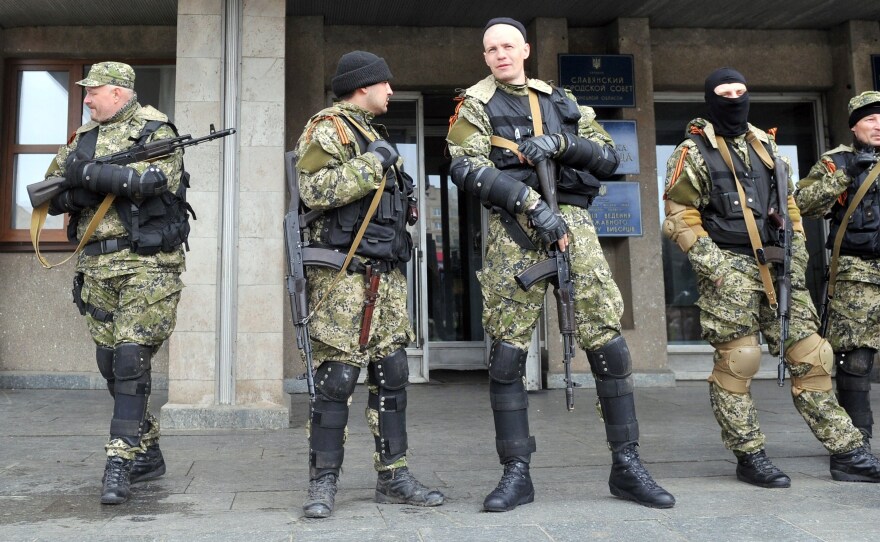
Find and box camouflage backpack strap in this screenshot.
[306,112,389,319]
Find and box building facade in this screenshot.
[1,0,878,428]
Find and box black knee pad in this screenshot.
[314,361,360,402]
[114,343,153,380]
[587,335,633,380]
[96,345,114,395]
[488,340,526,384]
[837,348,876,379]
[368,349,409,390]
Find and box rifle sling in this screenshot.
[31,194,116,269]
[827,162,880,300]
[307,113,388,319]
[716,135,778,309]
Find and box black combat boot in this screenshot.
[375,467,445,506]
[101,456,133,504]
[736,449,791,488]
[830,446,880,482]
[303,473,339,518]
[609,444,676,508]
[130,442,166,483]
[483,460,534,512]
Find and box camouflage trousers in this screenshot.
[81,270,184,347]
[697,251,862,454]
[477,205,623,352]
[304,266,415,471]
[80,270,183,458]
[824,278,880,352]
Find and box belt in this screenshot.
[83,238,130,256]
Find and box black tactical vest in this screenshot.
[316,117,413,264]
[827,152,880,257]
[688,133,780,255]
[484,86,603,208]
[69,121,194,255]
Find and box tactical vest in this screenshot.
[688,133,780,255]
[68,121,194,255]
[315,117,413,264]
[827,151,880,257]
[484,86,603,208]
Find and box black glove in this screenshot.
[518,134,562,164]
[48,188,104,215]
[846,151,877,178]
[526,200,567,244]
[366,139,399,171]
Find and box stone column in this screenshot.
[162,0,287,429]
[607,18,673,384]
[828,20,880,146]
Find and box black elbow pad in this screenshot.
[558,132,620,178]
[74,163,168,199]
[450,157,529,214]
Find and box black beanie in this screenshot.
[331,51,393,98]
[484,17,527,41]
[704,67,750,137]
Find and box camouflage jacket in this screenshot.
[664,118,804,283]
[49,97,185,277]
[796,144,880,284]
[446,75,615,212]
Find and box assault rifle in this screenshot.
[767,157,793,387]
[27,124,236,208]
[283,151,346,404]
[514,159,578,411]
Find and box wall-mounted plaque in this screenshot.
[598,120,639,175]
[591,181,642,237]
[558,54,635,108]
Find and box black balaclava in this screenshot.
[704,67,750,137]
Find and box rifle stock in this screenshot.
[26,125,235,209]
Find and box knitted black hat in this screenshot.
[484,17,527,41]
[331,51,393,98]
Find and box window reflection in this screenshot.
[17,71,69,145]
[13,154,63,229]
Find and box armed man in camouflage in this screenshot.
[795,91,880,450]
[293,50,445,519]
[663,68,880,487]
[446,18,674,511]
[45,62,192,503]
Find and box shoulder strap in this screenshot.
[826,162,880,299]
[715,135,778,308]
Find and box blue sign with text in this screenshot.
[591,182,642,237]
[598,120,639,175]
[558,54,635,108]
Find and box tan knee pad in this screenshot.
[663,200,707,253]
[709,335,762,394]
[786,333,833,396]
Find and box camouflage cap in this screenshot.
[848,91,880,127]
[76,61,135,89]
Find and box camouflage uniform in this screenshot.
[664,118,863,456]
[295,100,415,472]
[294,77,443,518]
[794,91,880,442]
[447,74,674,510]
[46,62,186,503]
